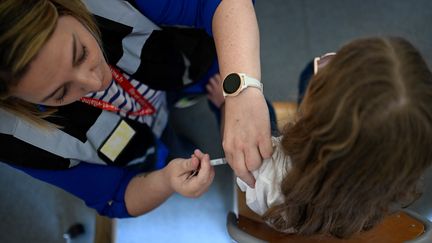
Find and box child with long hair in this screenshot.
[207,36,432,238]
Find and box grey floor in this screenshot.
[0,163,96,243]
[1,1,431,243]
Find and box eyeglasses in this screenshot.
[313,52,336,75]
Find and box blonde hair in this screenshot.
[0,0,100,125]
[264,37,432,238]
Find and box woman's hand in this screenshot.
[163,149,215,198]
[125,149,214,216]
[223,88,272,188]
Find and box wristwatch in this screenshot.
[222,73,263,97]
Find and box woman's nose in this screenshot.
[76,68,102,93]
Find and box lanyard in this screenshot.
[80,66,156,116]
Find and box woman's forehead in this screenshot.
[11,17,77,99]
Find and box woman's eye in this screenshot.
[55,86,68,104]
[77,45,88,65]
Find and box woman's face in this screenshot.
[11,16,112,106]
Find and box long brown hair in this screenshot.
[264,37,432,238]
[0,0,100,126]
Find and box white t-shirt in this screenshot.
[237,136,292,216]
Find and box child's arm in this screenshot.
[124,149,214,216]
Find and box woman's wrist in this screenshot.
[160,166,176,194]
[124,169,174,216]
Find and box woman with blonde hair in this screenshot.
[0,0,271,217]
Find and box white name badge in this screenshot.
[100,120,136,162]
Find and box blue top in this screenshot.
[11,0,224,218]
[135,0,222,36]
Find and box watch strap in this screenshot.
[241,73,263,92]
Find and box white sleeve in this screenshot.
[236,159,285,216]
[236,137,289,216]
[237,175,269,215]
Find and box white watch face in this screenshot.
[223,73,242,94]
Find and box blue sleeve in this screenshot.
[12,162,142,218]
[133,0,222,36]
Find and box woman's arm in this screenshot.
[125,150,214,216]
[12,150,214,217]
[12,162,137,218]
[134,0,273,187]
[212,0,272,188]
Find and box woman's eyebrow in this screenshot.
[72,33,78,66]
